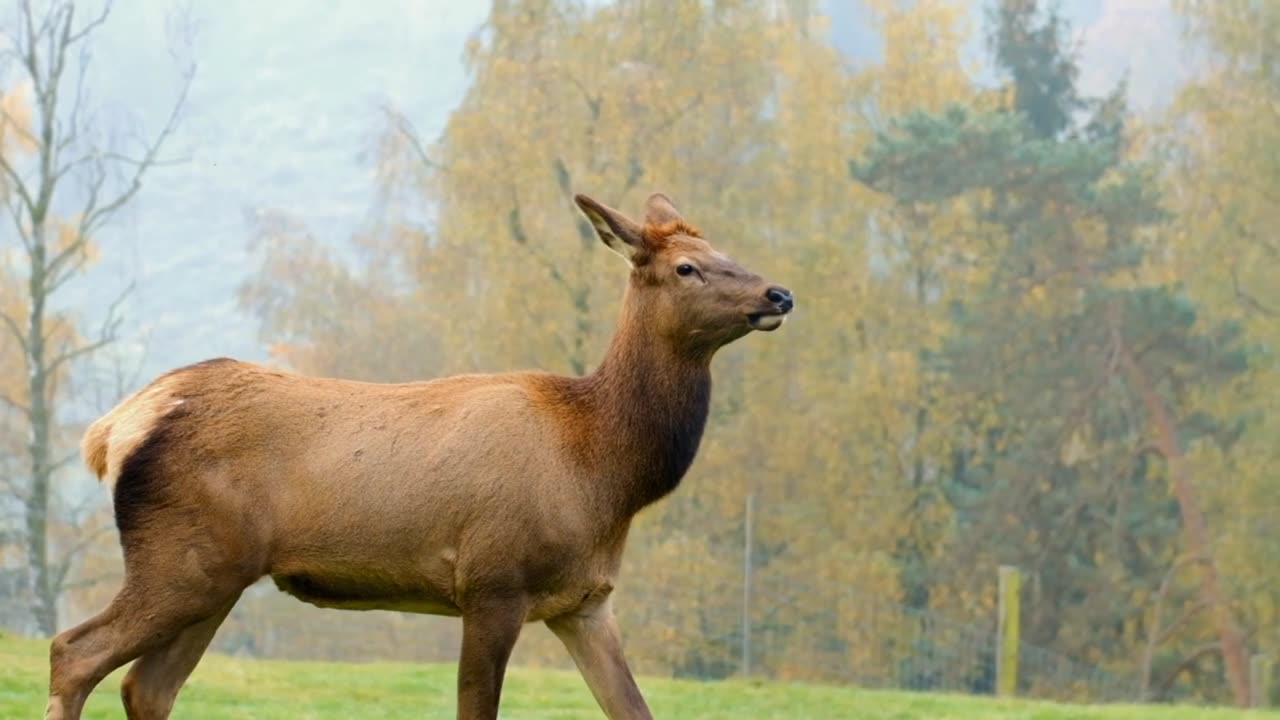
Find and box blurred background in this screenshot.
[0,0,1276,709]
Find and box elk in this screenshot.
[44,192,794,720]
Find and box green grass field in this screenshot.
[1,632,1274,719]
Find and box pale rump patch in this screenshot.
[85,381,182,492]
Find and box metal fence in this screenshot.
[2,498,1140,706]
[497,495,1139,704]
[601,576,1135,704]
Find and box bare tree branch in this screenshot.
[55,35,93,155]
[47,334,111,376]
[45,5,77,126]
[100,150,190,169]
[3,194,32,251]
[1230,262,1278,318]
[49,151,97,189]
[0,473,29,503]
[0,307,28,354]
[636,92,704,146]
[82,59,193,232]
[64,0,112,47]
[1,0,187,634]
[0,151,37,218]
[1155,641,1223,699]
[49,447,79,474]
[51,522,115,593]
[20,1,42,93]
[47,280,131,376]
[505,189,576,304]
[43,227,94,290]
[561,71,601,121]
[382,104,437,172]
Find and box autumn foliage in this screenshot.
[1,0,1273,709]
[225,0,1280,706]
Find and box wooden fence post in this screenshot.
[996,565,1021,698]
[1252,654,1273,708]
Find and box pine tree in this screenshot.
[853,0,1254,703]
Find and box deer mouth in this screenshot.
[747,311,788,331]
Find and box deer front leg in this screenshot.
[547,597,653,720]
[456,600,527,720]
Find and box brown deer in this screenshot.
[45,192,794,720]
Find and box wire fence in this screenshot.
[597,577,1134,704]
[624,495,1141,704]
[502,494,1140,704]
[2,497,1141,706]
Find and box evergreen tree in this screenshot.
[853,0,1254,703]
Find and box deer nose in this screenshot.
[765,286,793,312]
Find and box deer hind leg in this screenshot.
[45,586,223,720]
[119,594,240,720]
[546,597,653,720]
[45,541,255,720]
[456,599,528,720]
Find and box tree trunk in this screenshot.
[2,0,190,638]
[1119,341,1251,707]
[25,218,56,636]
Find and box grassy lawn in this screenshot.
[2,631,1274,719]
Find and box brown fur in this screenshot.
[44,192,794,720]
[641,219,701,245]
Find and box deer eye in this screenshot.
[676,264,696,277]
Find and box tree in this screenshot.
[231,0,1271,700]
[854,0,1255,704]
[0,0,193,636]
[1162,0,1280,701]
[239,0,922,675]
[842,0,989,611]
[985,0,1081,139]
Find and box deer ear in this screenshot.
[644,192,683,226]
[575,194,646,263]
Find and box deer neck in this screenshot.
[584,302,713,515]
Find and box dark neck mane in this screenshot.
[554,293,713,516]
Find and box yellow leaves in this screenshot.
[238,0,1280,687]
[0,80,36,157]
[1167,1,1280,342]
[1139,263,1180,289]
[1027,282,1047,305]
[862,0,977,117]
[1059,427,1090,467]
[0,276,28,412]
[410,0,872,381]
[1163,6,1280,651]
[0,80,35,211]
[0,267,83,416]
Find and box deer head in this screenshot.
[575,192,794,359]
